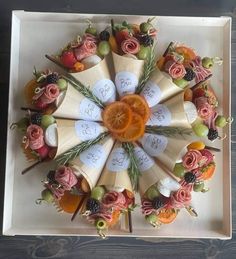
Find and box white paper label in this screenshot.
[115,71,138,96]
[141,80,162,107]
[147,104,172,126]
[141,134,168,157]
[134,146,154,172]
[75,121,102,141]
[92,79,116,103]
[106,147,130,172]
[80,144,106,168]
[79,98,102,121]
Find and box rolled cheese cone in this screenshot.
[69,57,116,104]
[97,141,133,193]
[52,83,102,121]
[54,119,107,158]
[112,51,145,97]
[146,92,192,128]
[141,68,184,107]
[139,133,190,172]
[134,145,180,197]
[69,136,115,190]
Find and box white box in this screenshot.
[3,11,232,239]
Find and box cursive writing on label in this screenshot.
[75,121,102,141]
[147,104,172,126]
[141,80,162,107]
[106,147,130,172]
[134,146,154,172]
[115,71,138,96]
[92,79,116,103]
[79,98,102,121]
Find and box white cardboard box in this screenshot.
[3,11,232,238]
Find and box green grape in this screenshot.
[96,219,107,230]
[193,182,205,192]
[145,213,157,224]
[85,27,97,36]
[146,186,160,200]
[57,78,68,91]
[98,41,110,56]
[41,189,54,203]
[192,123,209,137]
[41,115,56,129]
[91,186,105,201]
[202,57,214,69]
[173,163,185,178]
[215,115,227,128]
[173,78,189,89]
[140,22,152,33]
[137,45,150,60]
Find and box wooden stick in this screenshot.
[21,160,43,175]
[163,42,174,57]
[71,195,86,221]
[205,145,221,152]
[128,210,133,233]
[191,74,212,90]
[21,107,41,113]
[45,54,69,71]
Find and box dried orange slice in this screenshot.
[108,210,121,227]
[184,88,193,102]
[121,94,150,123]
[175,46,197,61]
[157,209,177,224]
[102,101,132,133]
[187,141,205,151]
[201,162,216,180]
[24,79,40,105]
[58,191,82,214]
[114,113,145,142]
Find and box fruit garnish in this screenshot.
[207,128,218,141]
[109,35,118,53]
[113,113,145,142]
[146,213,158,225]
[58,191,82,214]
[202,57,214,69]
[24,79,40,105]
[74,62,85,72]
[121,94,150,123]
[98,41,111,56]
[41,189,54,203]
[146,186,160,200]
[115,29,130,46]
[175,46,197,61]
[157,209,177,224]
[41,114,56,128]
[215,115,228,128]
[107,210,121,227]
[96,219,107,230]
[184,88,193,102]
[187,141,205,151]
[201,162,216,180]
[137,45,151,60]
[86,198,100,213]
[60,50,77,69]
[91,186,105,201]
[156,56,165,70]
[102,101,132,133]
[192,123,209,137]
[193,182,205,192]
[173,163,185,178]
[81,177,91,193]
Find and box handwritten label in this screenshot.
[79,98,102,121]
[92,79,116,103]
[115,71,138,97]
[134,146,154,172]
[141,134,168,157]
[106,147,130,172]
[75,121,102,141]
[141,80,162,107]
[80,144,106,168]
[147,104,172,126]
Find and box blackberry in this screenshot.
[86,198,100,213]
[99,30,110,41]
[47,170,56,183]
[31,113,42,125]
[139,34,154,46]
[152,197,164,210]
[46,73,59,84]
[184,172,196,183]
[208,128,218,141]
[183,68,196,81]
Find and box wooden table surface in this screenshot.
[0,1,235,258]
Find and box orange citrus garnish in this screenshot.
[113,113,145,142]
[157,209,177,224]
[156,56,165,70]
[24,79,40,105]
[187,141,205,151]
[184,88,193,102]
[109,35,119,53]
[108,210,121,227]
[121,94,150,123]
[58,191,82,214]
[102,101,132,133]
[175,46,197,61]
[201,163,216,180]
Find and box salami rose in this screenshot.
[44,183,65,200]
[74,35,97,61]
[195,96,214,120]
[182,150,203,171]
[165,61,186,79]
[102,191,126,210]
[141,199,156,215]
[199,149,214,166]
[54,166,78,190]
[121,37,140,55]
[26,124,44,150]
[170,188,191,208]
[39,84,60,104]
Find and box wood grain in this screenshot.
[0,1,235,258]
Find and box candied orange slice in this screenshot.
[121,94,150,123]
[201,163,216,180]
[184,88,193,102]
[58,191,82,214]
[108,210,121,227]
[187,141,205,151]
[157,209,177,224]
[175,46,197,61]
[24,79,40,105]
[114,113,145,142]
[102,101,132,133]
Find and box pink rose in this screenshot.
[165,61,186,79]
[38,84,60,104]
[102,191,126,210]
[195,97,214,120]
[170,188,191,208]
[121,37,140,55]
[26,124,44,150]
[199,149,214,166]
[54,166,78,190]
[182,150,203,170]
[74,35,97,61]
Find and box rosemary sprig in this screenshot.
[145,125,193,138]
[62,74,105,109]
[122,142,140,192]
[56,131,110,165]
[135,45,156,94]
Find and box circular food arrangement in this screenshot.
[11,18,232,238]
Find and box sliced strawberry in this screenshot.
[60,50,77,69]
[115,29,130,46]
[192,87,206,100]
[35,145,50,159]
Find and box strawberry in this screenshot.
[35,145,50,159]
[34,99,48,110]
[192,87,206,100]
[115,29,130,46]
[60,50,77,69]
